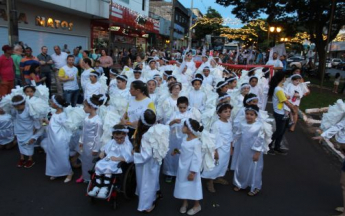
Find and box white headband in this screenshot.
[216,103,230,112]
[223,69,230,74]
[110,69,117,75]
[191,77,203,83]
[12,96,26,106]
[86,97,99,109]
[245,107,258,115]
[246,96,259,104]
[218,94,231,101]
[52,95,63,108]
[167,75,176,80]
[140,111,154,127]
[185,118,201,136]
[216,82,228,89]
[290,74,302,79]
[226,77,237,83]
[147,79,158,85]
[117,75,128,81]
[112,128,129,133]
[241,83,251,89]
[249,76,259,81]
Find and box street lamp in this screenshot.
[280,37,289,42]
[269,26,282,46]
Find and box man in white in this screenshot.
[266,52,283,71]
[51,45,68,95]
[58,55,79,107]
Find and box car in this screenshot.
[336,61,345,70]
[331,58,343,67]
[326,59,332,68]
[287,56,306,69]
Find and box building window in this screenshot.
[175,14,178,21]
[142,0,145,11]
[120,0,129,4]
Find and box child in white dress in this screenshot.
[189,74,206,112]
[77,94,104,183]
[202,103,233,192]
[88,124,133,198]
[111,75,130,100]
[84,71,104,100]
[147,79,158,106]
[173,118,203,215]
[0,107,15,150]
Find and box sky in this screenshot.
[179,0,244,28]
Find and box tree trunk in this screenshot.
[317,45,326,80]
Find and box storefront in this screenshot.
[0,1,92,55]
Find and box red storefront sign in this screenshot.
[110,2,159,34]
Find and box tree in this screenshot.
[194,7,223,40]
[216,0,345,78]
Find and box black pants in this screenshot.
[270,112,288,150]
[41,71,52,97]
[103,67,110,85]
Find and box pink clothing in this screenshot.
[99,56,113,68]
[0,54,15,81]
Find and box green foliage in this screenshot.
[194,7,223,40]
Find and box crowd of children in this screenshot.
[0,52,313,215]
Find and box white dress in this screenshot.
[79,115,103,181]
[163,110,193,176]
[134,140,160,211]
[84,82,104,100]
[81,68,94,91]
[108,79,117,95]
[95,138,133,175]
[249,85,264,110]
[232,121,265,190]
[188,89,206,112]
[12,106,42,156]
[111,88,130,101]
[45,112,73,177]
[202,120,233,179]
[0,114,14,145]
[185,61,196,73]
[174,138,203,200]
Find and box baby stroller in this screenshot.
[86,158,136,209]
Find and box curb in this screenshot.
[298,109,344,161]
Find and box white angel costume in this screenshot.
[232,121,265,191]
[110,88,130,101]
[202,119,233,179]
[0,114,14,145]
[321,117,345,144]
[321,99,345,144]
[144,68,160,79]
[185,60,196,73]
[11,106,43,156]
[81,68,94,90]
[163,108,201,176]
[249,85,264,110]
[157,96,178,124]
[44,112,73,177]
[84,82,104,100]
[134,124,169,211]
[188,89,206,112]
[95,138,133,175]
[108,79,118,95]
[173,137,203,200]
[79,115,103,181]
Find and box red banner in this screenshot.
[110,3,159,34]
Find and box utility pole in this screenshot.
[169,0,176,55]
[7,0,19,46]
[320,0,336,92]
[187,0,193,49]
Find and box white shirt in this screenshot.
[266,59,283,68]
[84,82,103,99]
[51,52,68,69]
[81,68,94,91]
[60,65,79,90]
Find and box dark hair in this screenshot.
[164,70,173,76]
[216,81,227,94]
[25,47,32,51]
[28,62,40,74]
[216,103,233,114]
[83,50,90,56]
[11,95,25,105]
[53,95,69,108]
[335,73,341,79]
[291,75,302,81]
[122,56,131,67]
[116,75,128,82]
[131,80,149,97]
[83,58,92,66]
[192,73,204,85]
[243,93,258,107]
[112,124,128,135]
[292,67,301,74]
[245,104,259,116]
[86,94,106,108]
[167,75,177,82]
[184,118,204,133]
[168,82,182,93]
[249,76,258,82]
[177,96,189,105]
[225,77,237,84]
[67,54,74,60]
[268,71,285,97]
[95,60,101,64]
[134,109,156,152]
[23,85,36,92]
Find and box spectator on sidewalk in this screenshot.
[51,45,68,95]
[58,55,79,107]
[20,47,39,85]
[99,49,113,85]
[37,46,53,96]
[266,52,283,72]
[62,44,71,54]
[0,45,15,97]
[11,45,23,86]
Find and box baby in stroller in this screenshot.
[88,124,133,198]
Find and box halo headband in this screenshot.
[117,75,128,81]
[290,74,302,79]
[140,111,154,127]
[246,96,259,104]
[51,95,63,108]
[245,107,258,115]
[241,83,251,89]
[112,128,129,133]
[110,69,118,75]
[86,97,99,109]
[218,94,231,102]
[191,77,203,83]
[12,96,26,106]
[185,118,201,136]
[216,82,228,89]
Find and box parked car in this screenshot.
[326,59,332,68]
[287,56,306,69]
[336,61,345,70]
[331,58,343,68]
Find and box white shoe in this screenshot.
[187,206,201,215]
[180,205,188,214]
[50,176,56,180]
[97,186,109,198]
[88,186,100,197]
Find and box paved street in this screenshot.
[1,120,343,216]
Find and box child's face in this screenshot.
[193,81,202,90]
[149,62,156,69]
[219,108,231,120]
[147,81,156,93]
[95,62,100,67]
[223,72,229,78]
[171,85,181,96]
[167,78,176,84]
[203,70,210,77]
[89,75,97,83]
[83,101,93,113]
[110,74,116,80]
[155,77,162,86]
[134,72,141,79]
[14,103,25,111]
[177,103,188,113]
[182,125,189,134]
[231,80,237,88]
[117,79,127,89]
[247,99,258,106]
[221,85,229,93]
[241,86,250,95]
[245,110,257,123]
[292,79,300,86]
[113,132,126,144]
[250,79,258,87]
[24,88,35,98]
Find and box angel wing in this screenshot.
[99,74,108,93]
[201,106,218,131]
[108,95,128,116]
[200,130,216,171]
[141,124,170,165]
[34,85,49,102]
[64,106,87,132]
[27,97,50,119]
[100,110,121,146]
[321,99,345,131]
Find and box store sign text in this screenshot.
[35,16,73,31]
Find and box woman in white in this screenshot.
[77,94,104,183]
[202,103,233,193]
[80,58,94,91]
[43,95,73,183]
[173,118,203,215]
[233,105,265,196]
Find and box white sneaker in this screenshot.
[88,186,100,197]
[187,206,201,215]
[97,186,109,198]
